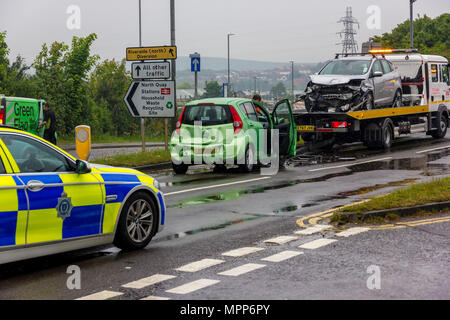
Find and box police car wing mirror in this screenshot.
[76,159,91,174]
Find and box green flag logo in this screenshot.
[166,102,174,109]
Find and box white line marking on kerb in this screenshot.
[308,157,392,172]
[335,227,370,238]
[298,238,338,250]
[222,247,265,257]
[416,145,450,154]
[164,177,271,196]
[295,225,332,235]
[176,258,225,272]
[264,235,298,245]
[166,279,220,294]
[76,290,123,300]
[218,263,266,276]
[261,250,304,262]
[122,274,176,289]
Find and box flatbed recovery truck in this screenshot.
[295,50,450,150]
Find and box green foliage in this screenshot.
[270,82,287,98]
[374,13,450,60]
[177,81,194,89]
[201,80,222,98]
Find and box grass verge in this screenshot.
[93,149,171,167]
[330,177,450,224]
[340,177,450,214]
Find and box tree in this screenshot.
[33,34,98,134]
[177,81,194,89]
[270,82,287,99]
[88,59,138,136]
[201,81,222,98]
[374,13,450,60]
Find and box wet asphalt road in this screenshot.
[0,134,449,300]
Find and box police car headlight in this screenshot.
[153,179,161,190]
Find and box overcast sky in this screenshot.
[1,0,448,66]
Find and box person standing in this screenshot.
[38,102,57,145]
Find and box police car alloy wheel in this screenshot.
[114,191,158,250]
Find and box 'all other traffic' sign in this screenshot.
[124,81,175,118]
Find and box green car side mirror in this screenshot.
[76,159,91,174]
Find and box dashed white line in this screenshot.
[416,145,450,154]
[164,177,271,196]
[76,290,123,300]
[222,247,265,257]
[261,250,304,262]
[263,235,298,245]
[166,279,221,294]
[298,238,338,250]
[175,258,225,272]
[122,274,176,289]
[335,227,370,238]
[308,157,392,172]
[218,263,266,276]
[140,295,171,300]
[295,225,332,235]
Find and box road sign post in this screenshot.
[190,53,201,99]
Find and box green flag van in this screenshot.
[0,96,45,136]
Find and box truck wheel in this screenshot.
[431,113,448,139]
[381,120,393,149]
[114,191,158,251]
[172,162,188,174]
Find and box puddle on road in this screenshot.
[153,216,262,243]
[170,149,450,213]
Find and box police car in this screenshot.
[0,126,165,264]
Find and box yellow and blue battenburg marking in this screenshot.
[1,170,165,248]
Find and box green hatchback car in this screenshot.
[170,97,297,174]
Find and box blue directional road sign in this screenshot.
[190,53,201,72]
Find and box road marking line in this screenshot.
[122,274,176,289]
[261,250,304,262]
[296,200,370,228]
[175,258,225,272]
[76,290,123,300]
[308,157,392,172]
[222,247,265,257]
[263,235,298,245]
[416,145,450,154]
[218,263,266,276]
[164,177,271,196]
[335,227,370,238]
[295,225,332,235]
[140,296,171,300]
[166,279,220,294]
[298,238,338,250]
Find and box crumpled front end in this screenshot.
[303,79,372,113]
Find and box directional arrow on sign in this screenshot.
[124,82,140,117]
[135,65,141,77]
[192,58,199,71]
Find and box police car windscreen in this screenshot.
[319,60,371,75]
[182,105,233,126]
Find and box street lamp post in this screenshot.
[290,61,294,102]
[227,33,235,97]
[410,0,417,49]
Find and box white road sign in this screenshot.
[131,61,170,80]
[124,81,175,118]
